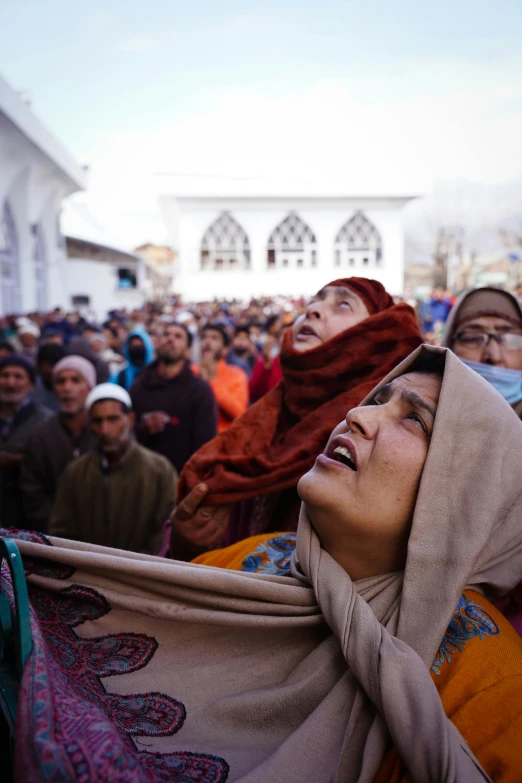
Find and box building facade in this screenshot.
[0,74,149,318]
[134,243,176,302]
[64,231,145,320]
[0,75,87,314]
[161,193,415,301]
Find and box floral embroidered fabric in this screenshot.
[241,533,297,576]
[1,529,229,783]
[431,594,500,675]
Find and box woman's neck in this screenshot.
[320,530,408,582]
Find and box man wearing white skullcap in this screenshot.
[84,382,132,412]
[17,321,40,363]
[49,383,177,554]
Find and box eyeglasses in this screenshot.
[454,330,522,351]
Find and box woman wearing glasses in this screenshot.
[443,286,522,417]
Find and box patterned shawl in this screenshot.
[5,346,522,782]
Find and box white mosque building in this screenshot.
[0,74,145,318]
[160,179,416,301]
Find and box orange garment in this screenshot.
[192,360,248,432]
[193,532,291,570]
[195,538,522,783]
[373,592,522,783]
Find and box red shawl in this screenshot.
[178,278,422,506]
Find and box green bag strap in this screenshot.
[0,537,33,732]
[0,537,33,674]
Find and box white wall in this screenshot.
[164,196,410,301]
[0,101,85,314]
[57,258,146,321]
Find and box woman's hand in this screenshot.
[170,483,231,551]
[142,411,169,434]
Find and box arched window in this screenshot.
[334,211,382,269]
[0,201,21,314]
[33,223,48,311]
[267,212,317,269]
[200,212,251,271]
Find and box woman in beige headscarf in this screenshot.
[4,345,522,782]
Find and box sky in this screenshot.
[1,0,522,248]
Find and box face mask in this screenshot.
[128,345,146,365]
[461,358,522,405]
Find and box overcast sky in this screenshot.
[2,0,522,247]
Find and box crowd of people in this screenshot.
[1,283,522,561]
[1,277,522,781]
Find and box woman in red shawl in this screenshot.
[168,278,421,560]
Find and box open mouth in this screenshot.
[326,437,358,471]
[297,324,319,338]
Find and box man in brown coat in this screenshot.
[49,384,176,554]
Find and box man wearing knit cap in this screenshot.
[21,356,98,532]
[0,355,51,528]
[49,383,177,554]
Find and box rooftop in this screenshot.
[0,73,87,192]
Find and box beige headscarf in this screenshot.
[12,346,522,782]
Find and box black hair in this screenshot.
[234,324,250,337]
[163,321,193,347]
[201,322,230,347]
[0,341,15,355]
[265,314,281,333]
[37,343,66,365]
[409,349,446,376]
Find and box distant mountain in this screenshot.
[404,176,522,265]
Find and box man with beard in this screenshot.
[0,355,51,527]
[193,323,249,432]
[21,356,97,532]
[50,384,176,554]
[130,322,217,474]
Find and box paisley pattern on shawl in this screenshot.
[431,594,500,675]
[0,531,229,783]
[241,533,297,576]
